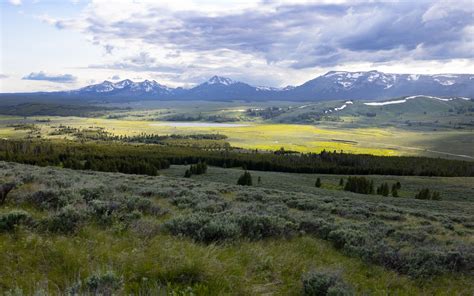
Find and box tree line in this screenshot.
[0,139,473,177]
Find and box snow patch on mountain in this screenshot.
[324,100,353,113]
[364,95,470,106]
[206,76,236,85]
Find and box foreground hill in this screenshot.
[1,71,472,103]
[1,161,473,294]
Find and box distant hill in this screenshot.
[1,71,472,103]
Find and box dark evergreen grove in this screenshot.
[344,177,374,194]
[237,171,253,186]
[415,188,441,200]
[184,162,208,178]
[0,139,473,177]
[376,183,390,196]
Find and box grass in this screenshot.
[161,165,474,202]
[3,114,473,158]
[2,229,472,295]
[1,161,473,294]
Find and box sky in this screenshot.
[1,0,473,92]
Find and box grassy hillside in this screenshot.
[161,165,474,202]
[1,161,473,294]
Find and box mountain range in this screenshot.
[3,71,473,102]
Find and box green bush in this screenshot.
[302,270,353,296]
[0,210,32,232]
[43,206,85,234]
[299,218,335,239]
[79,187,105,202]
[237,214,295,240]
[27,189,69,210]
[165,213,240,243]
[85,271,123,294]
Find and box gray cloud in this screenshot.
[22,71,77,83]
[75,1,473,70]
[88,52,185,74]
[0,74,8,79]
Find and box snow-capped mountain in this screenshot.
[5,71,472,102]
[185,76,263,100]
[205,75,237,86]
[74,79,173,97]
[288,71,473,100]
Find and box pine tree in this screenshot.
[237,171,252,186]
[339,178,344,187]
[184,169,192,178]
[391,183,399,197]
[396,181,401,190]
[377,183,390,196]
[415,188,431,200]
[315,177,321,188]
[392,188,398,197]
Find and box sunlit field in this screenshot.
[3,114,473,159]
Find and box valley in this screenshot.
[1,95,472,159]
[0,94,473,294]
[2,1,474,294]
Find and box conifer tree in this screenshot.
[184,169,192,178]
[315,177,321,188]
[237,171,252,186]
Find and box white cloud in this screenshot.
[5,0,474,91]
[8,0,22,5]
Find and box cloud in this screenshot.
[88,52,185,74]
[32,0,473,89]
[8,0,22,6]
[22,71,77,83]
[104,44,114,54]
[109,75,120,80]
[0,74,8,79]
[51,1,472,71]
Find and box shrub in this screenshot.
[27,189,69,210]
[302,270,353,296]
[237,214,295,240]
[79,187,105,202]
[0,210,32,232]
[165,213,239,243]
[299,218,335,239]
[85,271,123,295]
[43,206,85,234]
[327,228,365,251]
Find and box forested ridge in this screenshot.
[1,139,472,177]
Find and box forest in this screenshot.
[0,138,473,177]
